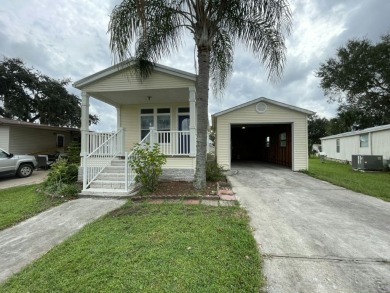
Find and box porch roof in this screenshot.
[73,61,197,107]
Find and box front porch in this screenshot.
[73,62,197,195]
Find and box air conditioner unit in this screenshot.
[351,155,383,171]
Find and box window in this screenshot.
[336,139,340,153]
[140,108,154,140]
[140,108,171,141]
[280,132,286,147]
[157,108,171,143]
[57,134,64,148]
[266,136,270,148]
[360,134,369,148]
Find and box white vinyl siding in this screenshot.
[83,70,194,92]
[0,126,10,152]
[8,127,72,154]
[322,128,390,165]
[165,157,195,169]
[215,102,309,171]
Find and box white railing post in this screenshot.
[125,151,128,192]
[149,127,155,145]
[83,151,87,191]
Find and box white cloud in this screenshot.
[1,0,390,131]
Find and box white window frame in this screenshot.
[177,107,190,131]
[140,107,172,141]
[360,134,369,148]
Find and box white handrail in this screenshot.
[83,129,123,190]
[125,131,152,191]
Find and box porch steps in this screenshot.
[79,158,137,198]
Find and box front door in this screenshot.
[178,115,190,154]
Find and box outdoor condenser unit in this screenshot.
[351,155,383,171]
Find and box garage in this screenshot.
[212,97,314,171]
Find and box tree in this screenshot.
[317,33,390,128]
[0,57,98,127]
[108,0,291,189]
[308,114,329,152]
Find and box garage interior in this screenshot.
[231,124,292,167]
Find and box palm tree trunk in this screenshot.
[194,47,210,189]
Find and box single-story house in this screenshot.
[73,62,197,195]
[321,124,390,167]
[212,98,314,171]
[0,117,80,155]
[73,62,314,195]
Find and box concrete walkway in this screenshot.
[0,169,48,190]
[0,198,126,284]
[228,163,390,293]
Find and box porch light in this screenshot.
[242,126,246,130]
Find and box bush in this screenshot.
[206,160,225,182]
[65,141,81,165]
[129,143,167,194]
[43,159,80,197]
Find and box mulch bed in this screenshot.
[131,181,231,202]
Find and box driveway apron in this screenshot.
[228,162,390,293]
[0,198,126,284]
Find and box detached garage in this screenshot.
[211,97,314,171]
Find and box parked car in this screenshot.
[0,148,37,178]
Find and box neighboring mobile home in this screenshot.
[212,97,314,171]
[321,124,390,168]
[0,117,80,154]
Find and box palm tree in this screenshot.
[109,0,292,189]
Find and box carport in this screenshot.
[212,97,314,171]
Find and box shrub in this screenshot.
[43,159,80,197]
[129,143,167,194]
[206,160,225,182]
[65,141,81,165]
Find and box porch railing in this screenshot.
[83,128,192,192]
[83,129,124,190]
[150,130,191,156]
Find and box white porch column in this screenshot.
[116,106,125,155]
[80,91,90,157]
[189,86,196,157]
[116,106,121,131]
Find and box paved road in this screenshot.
[228,163,390,293]
[0,198,126,284]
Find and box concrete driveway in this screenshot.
[228,162,390,293]
[0,169,48,190]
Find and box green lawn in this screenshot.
[0,184,68,230]
[0,203,264,293]
[308,158,390,201]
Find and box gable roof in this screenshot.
[0,117,79,132]
[73,60,197,89]
[212,97,315,117]
[321,124,390,140]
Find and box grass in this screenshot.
[0,203,264,293]
[0,184,68,230]
[307,158,390,201]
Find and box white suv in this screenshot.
[0,148,38,178]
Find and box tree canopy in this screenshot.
[317,33,390,128]
[109,0,292,188]
[308,114,329,150]
[0,57,98,127]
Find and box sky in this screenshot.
[1,0,390,131]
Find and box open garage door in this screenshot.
[231,124,292,168]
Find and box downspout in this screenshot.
[369,131,373,155]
